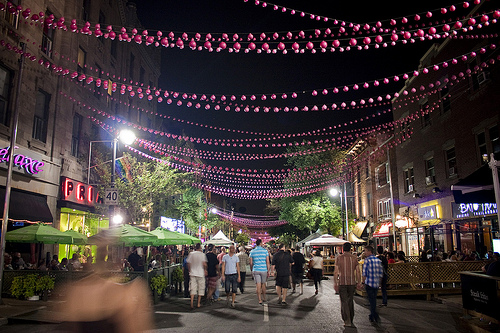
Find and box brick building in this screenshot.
[0,0,160,262]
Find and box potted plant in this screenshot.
[150,275,168,304]
[10,274,39,300]
[36,274,55,301]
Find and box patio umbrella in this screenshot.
[63,229,88,245]
[5,223,74,244]
[184,234,201,244]
[150,227,198,246]
[87,224,158,246]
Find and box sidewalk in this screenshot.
[0,297,66,326]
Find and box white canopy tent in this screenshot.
[204,230,234,247]
[305,234,348,246]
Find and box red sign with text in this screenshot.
[60,177,102,207]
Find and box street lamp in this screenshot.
[330,186,348,239]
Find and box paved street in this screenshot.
[1,275,473,332]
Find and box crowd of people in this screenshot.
[3,252,88,271]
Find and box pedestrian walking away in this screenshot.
[249,238,271,305]
[272,243,294,305]
[376,245,388,307]
[334,242,361,328]
[205,244,220,304]
[362,245,384,324]
[237,246,249,293]
[309,249,324,295]
[221,245,241,308]
[291,246,305,295]
[186,243,208,309]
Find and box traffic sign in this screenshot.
[104,188,119,205]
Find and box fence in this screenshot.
[1,264,182,299]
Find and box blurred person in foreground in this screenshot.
[60,243,153,332]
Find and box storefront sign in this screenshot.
[0,146,44,175]
[418,205,438,221]
[373,222,392,237]
[60,177,102,207]
[452,202,497,219]
[460,272,500,320]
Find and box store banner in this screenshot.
[452,202,497,219]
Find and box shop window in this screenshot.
[375,163,388,188]
[445,147,457,177]
[71,113,82,157]
[0,64,12,126]
[32,89,51,143]
[41,11,54,58]
[425,158,435,185]
[404,167,414,192]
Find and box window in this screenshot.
[91,124,99,140]
[375,163,388,188]
[491,126,500,155]
[32,90,51,143]
[94,64,101,99]
[129,53,135,79]
[77,47,86,75]
[4,0,19,29]
[377,198,392,221]
[477,132,488,164]
[139,67,145,84]
[98,11,105,44]
[404,167,415,192]
[440,86,451,113]
[425,158,435,184]
[445,147,457,177]
[110,40,117,59]
[82,0,91,21]
[0,64,12,126]
[41,11,54,57]
[420,100,431,127]
[71,114,82,157]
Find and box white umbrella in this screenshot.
[203,238,234,246]
[305,234,348,246]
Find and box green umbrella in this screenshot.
[63,229,88,245]
[150,227,199,246]
[87,224,158,246]
[5,223,74,244]
[184,234,202,244]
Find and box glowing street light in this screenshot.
[112,214,123,224]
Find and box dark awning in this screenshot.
[451,164,498,204]
[0,187,53,223]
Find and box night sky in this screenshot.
[132,0,477,214]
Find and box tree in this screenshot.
[175,187,221,232]
[235,232,250,245]
[267,142,346,236]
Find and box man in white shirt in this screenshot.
[186,243,207,309]
[222,245,241,308]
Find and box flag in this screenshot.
[115,156,133,182]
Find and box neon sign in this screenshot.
[452,202,497,219]
[61,177,102,207]
[0,146,44,175]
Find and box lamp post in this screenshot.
[330,187,348,239]
[488,153,500,234]
[87,129,136,225]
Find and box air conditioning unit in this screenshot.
[408,184,414,192]
[449,166,456,176]
[425,176,434,186]
[477,71,490,85]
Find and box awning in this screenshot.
[352,221,367,238]
[297,232,321,246]
[0,187,53,223]
[452,164,498,203]
[348,231,366,243]
[373,222,392,238]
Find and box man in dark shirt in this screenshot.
[376,246,388,306]
[272,244,294,305]
[127,247,141,272]
[205,244,220,303]
[291,246,305,294]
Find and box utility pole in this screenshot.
[0,43,26,304]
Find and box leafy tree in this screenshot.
[175,187,221,232]
[267,142,346,236]
[235,232,250,245]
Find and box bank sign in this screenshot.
[0,146,44,177]
[452,202,497,219]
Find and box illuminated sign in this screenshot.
[0,146,44,175]
[160,216,185,234]
[452,202,497,219]
[418,205,438,221]
[60,177,101,207]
